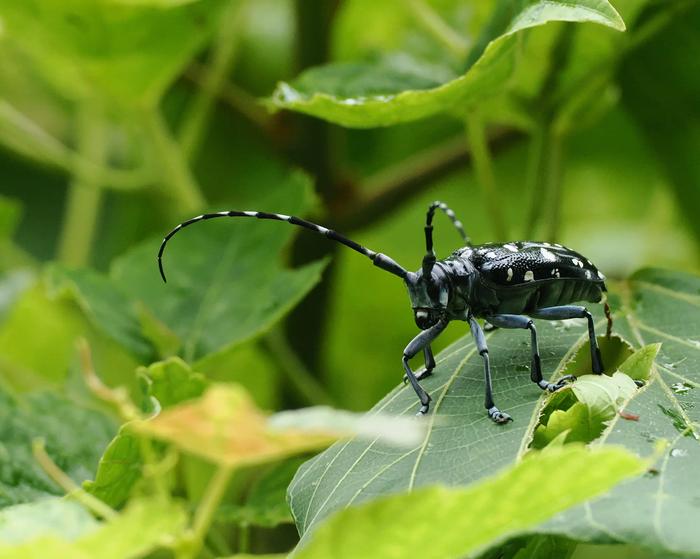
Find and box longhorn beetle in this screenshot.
[158,201,609,424]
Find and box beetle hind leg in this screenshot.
[530,305,604,374]
[486,313,574,393]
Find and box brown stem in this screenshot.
[337,128,522,232]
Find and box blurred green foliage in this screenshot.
[0,0,699,557]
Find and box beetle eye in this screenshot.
[414,310,436,330]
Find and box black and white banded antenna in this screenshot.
[423,201,470,278]
[157,210,409,283]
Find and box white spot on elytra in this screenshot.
[554,243,564,248]
[542,242,552,247]
[598,271,606,280]
[504,243,518,252]
[317,226,329,234]
[507,268,513,281]
[585,270,592,279]
[572,258,583,267]
[486,251,497,258]
[540,248,556,261]
[551,268,560,278]
[524,270,534,282]
[218,211,229,216]
[277,214,290,220]
[244,211,257,217]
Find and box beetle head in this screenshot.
[404,264,449,330]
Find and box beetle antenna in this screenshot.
[422,201,469,280]
[424,201,471,257]
[157,211,408,283]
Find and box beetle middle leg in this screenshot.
[402,320,448,415]
[486,314,574,393]
[530,305,604,373]
[469,317,512,424]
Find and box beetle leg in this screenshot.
[402,320,448,415]
[486,314,575,392]
[402,345,436,383]
[530,305,604,373]
[469,317,512,424]
[421,345,436,380]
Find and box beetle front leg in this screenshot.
[469,317,512,424]
[402,344,437,384]
[530,305,603,373]
[403,320,448,415]
[419,345,436,381]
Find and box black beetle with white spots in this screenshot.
[158,201,610,424]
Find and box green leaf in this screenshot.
[289,269,700,555]
[534,347,658,447]
[111,172,327,363]
[269,0,625,128]
[0,498,98,544]
[293,445,644,559]
[218,457,306,528]
[45,265,155,362]
[138,357,207,410]
[0,0,227,106]
[0,386,115,508]
[0,498,186,559]
[85,358,208,508]
[82,425,141,509]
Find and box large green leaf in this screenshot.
[269,0,624,128]
[293,445,644,559]
[289,268,700,555]
[0,0,227,105]
[45,265,156,363]
[111,172,327,363]
[0,386,115,508]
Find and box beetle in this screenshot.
[158,201,609,424]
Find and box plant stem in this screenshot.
[179,0,246,161]
[57,104,105,266]
[33,439,117,520]
[406,0,469,59]
[544,130,565,242]
[464,112,508,240]
[238,523,250,553]
[523,118,566,241]
[185,64,273,133]
[523,118,548,239]
[0,101,151,191]
[188,465,233,558]
[143,108,206,214]
[262,328,336,406]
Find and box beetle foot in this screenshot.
[416,402,430,416]
[540,374,576,392]
[487,406,512,424]
[404,369,433,384]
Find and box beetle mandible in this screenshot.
[158,201,609,424]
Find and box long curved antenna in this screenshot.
[423,201,470,280]
[157,210,408,283]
